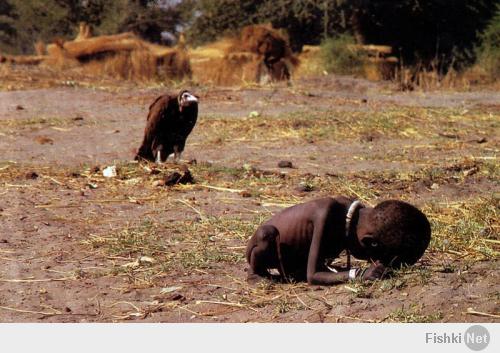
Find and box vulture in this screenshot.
[135,90,198,163]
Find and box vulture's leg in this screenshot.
[155,145,164,164]
[173,145,182,164]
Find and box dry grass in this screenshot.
[198,107,498,144]
[0,99,497,322]
[43,154,494,285]
[189,24,298,85]
[3,32,192,82]
[295,45,324,78]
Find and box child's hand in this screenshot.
[361,261,387,281]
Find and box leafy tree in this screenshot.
[476,4,500,78]
[8,0,73,53]
[117,0,182,43]
[0,0,17,52]
[348,0,498,67]
[183,0,498,69]
[2,0,185,54]
[183,0,264,46]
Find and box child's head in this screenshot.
[357,200,431,267]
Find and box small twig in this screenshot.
[205,283,238,291]
[175,199,207,221]
[178,306,202,317]
[195,300,246,308]
[465,308,500,319]
[261,202,295,208]
[0,305,61,316]
[108,301,142,312]
[482,239,500,244]
[344,285,359,293]
[35,197,158,208]
[291,290,314,310]
[198,184,243,193]
[4,183,32,188]
[0,277,72,283]
[332,314,377,323]
[41,175,63,185]
[0,256,18,262]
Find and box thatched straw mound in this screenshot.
[44,32,191,81]
[296,43,399,81]
[295,45,323,78]
[0,54,46,65]
[190,24,298,85]
[1,24,191,81]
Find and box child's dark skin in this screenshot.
[246,196,387,285]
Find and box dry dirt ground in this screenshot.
[0,67,498,322]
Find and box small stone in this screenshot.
[240,191,252,198]
[296,183,314,192]
[26,171,39,179]
[168,293,185,301]
[278,160,293,168]
[102,165,117,178]
[16,105,24,110]
[35,136,53,145]
[248,111,260,118]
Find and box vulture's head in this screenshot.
[178,90,198,112]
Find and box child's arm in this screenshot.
[307,206,387,285]
[309,271,350,284]
[308,262,387,284]
[306,206,353,285]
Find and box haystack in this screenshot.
[1,23,191,81]
[0,54,46,65]
[295,45,323,78]
[190,24,299,85]
[350,44,398,81]
[296,43,398,81]
[45,30,191,81]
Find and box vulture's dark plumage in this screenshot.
[135,90,198,163]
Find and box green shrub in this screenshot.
[476,6,500,79]
[320,34,366,75]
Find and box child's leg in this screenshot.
[246,225,279,281]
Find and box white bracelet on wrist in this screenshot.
[348,268,359,280]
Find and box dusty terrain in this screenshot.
[0,67,498,322]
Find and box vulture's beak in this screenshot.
[181,93,198,106]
